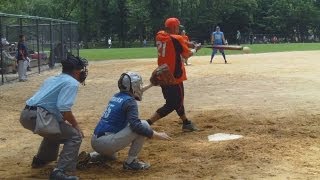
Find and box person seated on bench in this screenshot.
[1,39,17,74]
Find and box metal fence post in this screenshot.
[77,24,79,56]
[69,23,72,55]
[60,22,64,61]
[0,16,4,84]
[36,19,40,73]
[19,18,23,35]
[49,21,53,68]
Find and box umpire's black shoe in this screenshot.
[31,156,48,168]
[49,169,79,180]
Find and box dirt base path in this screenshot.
[1,51,320,179]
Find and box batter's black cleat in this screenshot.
[225,60,228,64]
[31,156,48,168]
[182,120,198,132]
[123,159,150,170]
[49,169,79,180]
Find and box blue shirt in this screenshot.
[212,31,224,45]
[94,92,153,138]
[26,73,79,121]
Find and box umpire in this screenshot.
[20,55,88,180]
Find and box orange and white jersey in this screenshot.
[156,31,190,84]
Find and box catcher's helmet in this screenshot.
[118,72,143,101]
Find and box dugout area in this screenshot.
[0,13,79,84]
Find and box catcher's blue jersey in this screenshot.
[94,92,133,135]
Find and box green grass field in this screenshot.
[80,43,320,61]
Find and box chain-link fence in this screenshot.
[0,13,79,85]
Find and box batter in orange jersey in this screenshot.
[147,17,201,132]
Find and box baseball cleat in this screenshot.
[123,159,150,170]
[182,120,198,132]
[49,169,79,180]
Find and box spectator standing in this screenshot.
[17,35,29,82]
[236,30,241,45]
[108,37,112,48]
[249,32,254,45]
[143,39,147,47]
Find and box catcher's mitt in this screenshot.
[150,64,176,86]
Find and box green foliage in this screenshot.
[1,0,320,47]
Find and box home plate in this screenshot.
[208,133,243,142]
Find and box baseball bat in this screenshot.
[142,83,153,92]
[205,45,243,50]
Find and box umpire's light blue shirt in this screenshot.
[26,73,79,121]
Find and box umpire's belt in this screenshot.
[24,105,37,110]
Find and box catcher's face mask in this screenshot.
[79,66,88,84]
[118,72,143,101]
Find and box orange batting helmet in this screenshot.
[165,17,181,30]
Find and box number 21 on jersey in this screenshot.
[156,41,166,57]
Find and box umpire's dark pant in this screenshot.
[156,82,185,118]
[19,108,82,172]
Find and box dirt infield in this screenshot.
[1,51,320,179]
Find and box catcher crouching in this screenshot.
[147,17,201,132]
[77,72,171,171]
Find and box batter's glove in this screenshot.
[150,64,176,86]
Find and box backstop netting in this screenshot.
[0,13,79,84]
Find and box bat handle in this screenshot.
[142,83,153,92]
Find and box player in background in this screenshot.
[210,26,227,64]
[181,30,191,65]
[146,17,201,132]
[236,30,241,45]
[77,72,171,171]
[17,35,29,81]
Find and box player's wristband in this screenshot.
[191,49,196,55]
